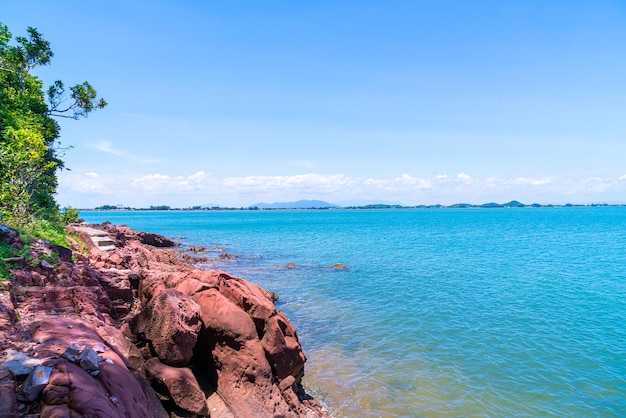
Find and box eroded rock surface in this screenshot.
[0,222,332,417]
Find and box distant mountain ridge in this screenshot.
[250,199,340,209]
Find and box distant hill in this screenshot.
[502,200,525,207]
[250,199,340,209]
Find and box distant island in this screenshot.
[84,200,625,211]
[250,200,340,209]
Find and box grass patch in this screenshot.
[19,218,72,248]
[0,214,76,281]
[0,241,27,281]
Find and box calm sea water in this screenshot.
[80,208,626,417]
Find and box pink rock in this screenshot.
[137,271,167,303]
[210,338,299,418]
[143,358,208,415]
[0,368,18,418]
[41,286,111,318]
[5,223,332,417]
[262,313,306,382]
[0,288,16,348]
[218,272,277,321]
[193,288,258,343]
[129,290,202,366]
[41,359,153,418]
[98,270,133,303]
[206,392,236,417]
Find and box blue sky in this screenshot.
[3,1,626,207]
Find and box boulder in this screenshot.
[41,358,154,418]
[137,270,167,304]
[193,288,258,343]
[137,231,176,248]
[129,290,202,366]
[143,357,208,415]
[30,316,168,418]
[209,337,299,417]
[261,312,306,382]
[217,272,277,322]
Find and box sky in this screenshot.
[3,0,626,207]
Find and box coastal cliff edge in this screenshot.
[0,221,333,418]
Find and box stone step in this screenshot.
[74,226,116,252]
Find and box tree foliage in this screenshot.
[0,22,106,226]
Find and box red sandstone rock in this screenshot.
[0,287,16,348]
[25,316,168,418]
[129,289,202,366]
[206,391,236,417]
[143,357,209,415]
[194,287,259,343]
[262,311,307,382]
[212,337,300,417]
[0,222,332,418]
[174,269,222,293]
[218,271,277,321]
[137,270,167,303]
[0,368,18,418]
[41,358,154,418]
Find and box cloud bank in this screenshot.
[57,170,626,208]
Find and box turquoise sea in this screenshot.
[80,207,626,417]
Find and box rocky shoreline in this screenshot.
[0,222,333,417]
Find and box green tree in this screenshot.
[0,23,106,225]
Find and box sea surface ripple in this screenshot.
[81,207,626,417]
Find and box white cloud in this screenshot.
[131,171,210,192]
[220,173,354,193]
[619,174,626,181]
[58,170,626,207]
[457,172,473,181]
[360,175,431,191]
[363,178,386,187]
[392,174,432,189]
[509,177,554,186]
[189,171,210,181]
[60,172,116,194]
[90,140,161,164]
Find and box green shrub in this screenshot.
[0,241,28,281]
[20,218,71,248]
[60,206,80,225]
